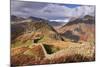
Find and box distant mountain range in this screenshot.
[11,15,66,29]
[11,15,25,22]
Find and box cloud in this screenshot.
[11,0,95,22]
[50,19,70,22]
[11,0,47,17]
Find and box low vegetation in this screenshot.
[11,15,95,66]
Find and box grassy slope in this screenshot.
[11,17,95,65]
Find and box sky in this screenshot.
[11,0,95,22]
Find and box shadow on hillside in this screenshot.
[62,30,80,42]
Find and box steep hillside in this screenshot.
[58,15,95,42]
[11,17,63,48]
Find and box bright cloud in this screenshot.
[50,19,69,22]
